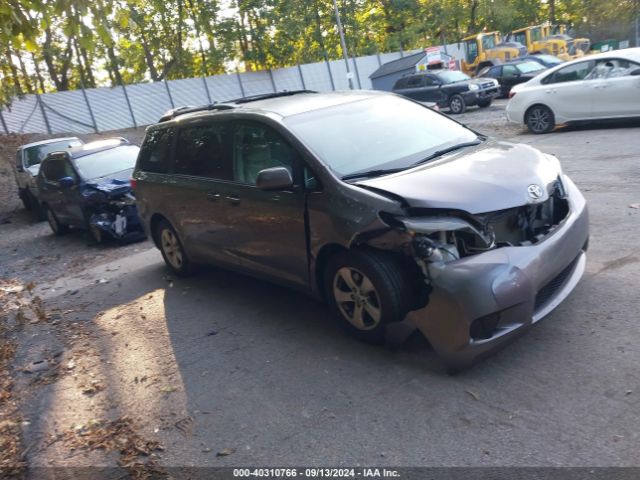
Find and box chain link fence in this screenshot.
[0,49,433,135]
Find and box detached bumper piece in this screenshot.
[89,204,145,242]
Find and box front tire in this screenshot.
[155,219,195,276]
[526,105,555,134]
[324,249,412,344]
[45,205,69,235]
[19,189,32,211]
[448,94,466,114]
[477,98,492,108]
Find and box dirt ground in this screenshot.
[1,100,640,478]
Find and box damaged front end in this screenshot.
[82,179,145,242]
[362,176,585,369]
[404,177,570,278]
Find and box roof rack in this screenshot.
[229,90,317,104]
[158,103,235,122]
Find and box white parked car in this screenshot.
[506,47,640,133]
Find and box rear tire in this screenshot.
[155,219,195,276]
[525,104,555,134]
[448,94,466,114]
[324,249,413,344]
[45,205,69,235]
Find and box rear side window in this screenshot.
[392,78,407,89]
[407,76,425,87]
[174,123,233,180]
[543,61,594,84]
[138,127,175,173]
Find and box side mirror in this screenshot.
[256,167,293,191]
[58,176,75,189]
[631,68,640,76]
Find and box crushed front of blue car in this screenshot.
[81,178,146,242]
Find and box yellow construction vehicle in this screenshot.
[508,24,590,60]
[548,25,591,59]
[508,25,569,57]
[460,31,525,76]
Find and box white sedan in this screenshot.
[506,47,640,133]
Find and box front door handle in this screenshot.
[207,193,221,202]
[226,195,240,205]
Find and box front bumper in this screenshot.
[460,87,499,106]
[406,175,589,370]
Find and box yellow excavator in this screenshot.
[547,24,591,60]
[507,24,590,60]
[460,31,526,76]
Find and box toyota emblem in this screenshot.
[527,184,544,199]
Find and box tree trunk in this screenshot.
[31,53,46,93]
[4,49,23,95]
[469,0,479,33]
[15,49,34,93]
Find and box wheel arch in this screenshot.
[149,213,169,248]
[313,243,348,300]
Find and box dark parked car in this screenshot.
[133,90,589,371]
[37,139,145,243]
[477,60,547,97]
[519,54,564,68]
[392,70,499,114]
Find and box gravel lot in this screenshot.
[1,100,640,475]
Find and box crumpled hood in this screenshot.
[356,141,561,214]
[85,168,134,198]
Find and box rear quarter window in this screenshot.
[137,127,176,173]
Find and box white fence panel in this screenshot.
[355,55,381,90]
[299,61,334,92]
[85,87,133,132]
[3,96,48,133]
[328,59,351,90]
[41,90,95,134]
[272,66,305,91]
[167,77,210,108]
[239,70,274,97]
[127,82,172,126]
[206,74,243,102]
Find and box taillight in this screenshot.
[130,178,137,189]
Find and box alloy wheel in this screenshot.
[333,267,382,331]
[528,107,551,133]
[160,228,183,270]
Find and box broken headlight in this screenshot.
[402,216,496,264]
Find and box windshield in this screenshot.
[436,71,471,83]
[73,145,140,180]
[482,35,496,50]
[284,95,478,177]
[24,139,83,167]
[516,61,546,74]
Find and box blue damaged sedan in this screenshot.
[36,138,145,244]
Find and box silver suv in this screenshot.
[12,137,84,213]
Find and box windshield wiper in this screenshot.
[342,167,407,181]
[342,138,484,181]
[411,140,482,167]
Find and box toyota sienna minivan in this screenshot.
[132,90,589,370]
